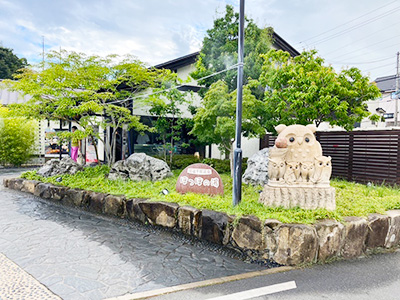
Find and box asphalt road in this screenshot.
[151,246,400,300]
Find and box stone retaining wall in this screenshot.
[4,177,400,266]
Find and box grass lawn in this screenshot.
[21,165,400,224]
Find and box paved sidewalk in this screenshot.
[0,169,266,300]
[0,252,61,300]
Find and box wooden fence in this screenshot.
[260,129,400,185]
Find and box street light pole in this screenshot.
[233,0,245,206]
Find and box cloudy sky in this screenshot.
[1,0,399,81]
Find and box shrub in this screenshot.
[0,108,37,166]
[155,154,201,170]
[202,158,248,174]
[170,154,201,170]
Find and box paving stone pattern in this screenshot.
[0,252,61,300]
[0,170,264,300]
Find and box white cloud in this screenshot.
[0,0,399,80]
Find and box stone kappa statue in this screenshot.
[259,124,336,210]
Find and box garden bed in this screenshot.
[20,166,400,224]
[4,166,400,266]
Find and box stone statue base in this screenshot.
[259,186,336,211]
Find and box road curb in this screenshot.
[104,265,294,300]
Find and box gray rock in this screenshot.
[231,215,263,250]
[49,185,70,201]
[200,209,230,245]
[37,157,83,177]
[314,219,344,262]
[34,183,52,199]
[273,224,318,266]
[263,222,279,260]
[63,189,87,207]
[341,217,368,259]
[21,180,40,194]
[108,153,172,182]
[126,198,148,223]
[87,192,107,214]
[2,178,9,187]
[366,214,389,249]
[178,206,202,236]
[139,201,179,228]
[8,178,24,190]
[242,148,269,186]
[104,195,126,217]
[264,219,282,230]
[385,210,400,248]
[107,161,128,181]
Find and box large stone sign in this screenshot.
[259,124,336,210]
[176,163,224,196]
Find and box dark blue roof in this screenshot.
[374,75,397,92]
[155,31,299,71]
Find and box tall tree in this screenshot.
[0,46,28,79]
[259,49,382,132]
[190,80,266,172]
[5,49,168,165]
[191,5,272,99]
[147,86,191,165]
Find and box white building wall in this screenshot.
[177,65,198,85]
[205,136,260,159]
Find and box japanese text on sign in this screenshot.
[179,176,220,188]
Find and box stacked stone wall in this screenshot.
[4,177,400,266]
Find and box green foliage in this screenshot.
[259,49,382,132]
[0,46,28,79]
[163,154,201,170]
[22,167,400,224]
[4,50,168,165]
[0,107,36,166]
[146,88,192,164]
[190,80,266,160]
[191,5,272,98]
[202,157,248,174]
[202,158,231,174]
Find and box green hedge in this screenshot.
[202,158,248,174]
[155,154,247,174]
[155,154,201,170]
[0,108,37,166]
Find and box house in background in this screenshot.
[0,81,105,164]
[1,31,300,163]
[150,31,300,159]
[364,75,400,128]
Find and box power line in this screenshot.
[311,6,400,46]
[329,56,394,65]
[329,36,398,61]
[107,63,240,105]
[323,18,400,56]
[364,62,395,72]
[330,41,400,63]
[298,0,399,45]
[374,67,397,78]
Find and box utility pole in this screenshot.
[395,51,399,126]
[233,0,245,206]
